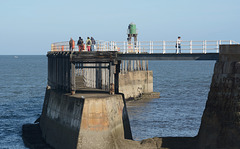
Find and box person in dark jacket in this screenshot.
[77,37,83,51]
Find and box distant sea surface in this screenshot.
[0,55,215,148]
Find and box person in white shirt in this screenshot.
[176,36,181,54]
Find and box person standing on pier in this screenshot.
[77,37,83,51]
[72,39,75,51]
[69,38,73,51]
[81,40,85,51]
[86,37,92,51]
[91,37,96,51]
[176,36,181,54]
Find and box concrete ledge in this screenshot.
[220,45,240,55]
[119,71,154,99]
[142,92,160,99]
[219,45,240,62]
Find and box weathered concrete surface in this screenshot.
[23,123,197,149]
[119,71,154,99]
[40,89,82,149]
[197,45,240,149]
[40,89,132,149]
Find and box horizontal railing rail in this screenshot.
[51,40,239,54]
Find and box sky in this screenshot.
[0,0,239,55]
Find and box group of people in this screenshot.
[69,37,96,51]
[69,36,181,53]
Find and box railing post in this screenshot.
[163,40,166,54]
[216,41,219,53]
[190,40,192,54]
[139,41,141,53]
[107,41,109,51]
[112,41,114,51]
[110,41,112,51]
[123,41,126,53]
[127,41,129,53]
[202,41,204,54]
[204,40,207,54]
[152,41,154,54]
[135,41,138,53]
[106,41,108,51]
[51,44,53,51]
[230,40,232,44]
[113,41,115,51]
[149,41,151,54]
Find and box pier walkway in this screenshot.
[51,40,238,60]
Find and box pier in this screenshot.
[35,51,155,149]
[47,51,152,96]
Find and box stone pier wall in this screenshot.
[119,71,153,99]
[197,45,240,148]
[40,89,132,149]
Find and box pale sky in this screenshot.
[0,0,239,55]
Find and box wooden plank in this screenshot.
[75,66,109,69]
[114,62,120,94]
[70,63,76,94]
[109,62,115,94]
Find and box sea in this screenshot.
[0,55,215,148]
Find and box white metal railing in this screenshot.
[51,40,239,54]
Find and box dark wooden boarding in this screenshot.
[47,51,120,94]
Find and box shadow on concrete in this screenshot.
[140,136,198,149]
[160,137,197,149]
[22,124,53,149]
[119,93,133,140]
[76,88,109,94]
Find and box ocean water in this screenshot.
[0,55,215,148]
[127,60,215,140]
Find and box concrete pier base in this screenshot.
[40,89,132,149]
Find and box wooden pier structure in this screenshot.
[47,51,120,94]
[47,51,149,94]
